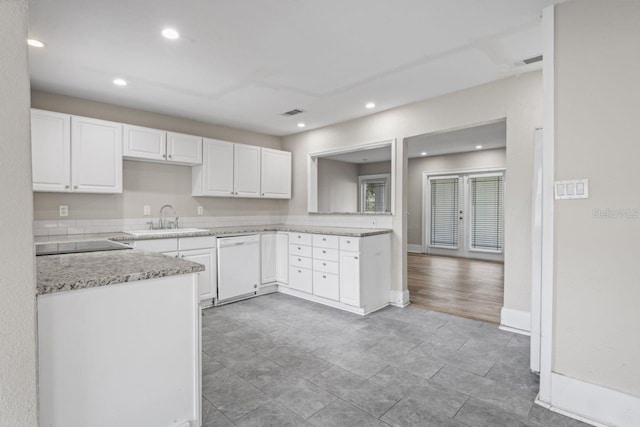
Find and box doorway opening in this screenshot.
[405,120,507,323]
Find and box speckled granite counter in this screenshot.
[34,224,392,244]
[36,250,205,295]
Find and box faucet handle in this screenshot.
[175,217,180,229]
[146,221,155,230]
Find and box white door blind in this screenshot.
[470,175,504,251]
[430,178,459,247]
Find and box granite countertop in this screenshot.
[34,224,392,244]
[36,250,205,295]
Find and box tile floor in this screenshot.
[201,293,588,427]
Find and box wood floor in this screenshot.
[408,253,504,324]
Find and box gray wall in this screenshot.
[554,0,640,398]
[282,71,542,311]
[317,158,358,212]
[31,91,285,220]
[0,0,38,425]
[358,161,392,176]
[407,148,506,246]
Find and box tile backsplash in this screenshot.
[33,214,393,237]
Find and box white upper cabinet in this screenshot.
[193,138,234,197]
[123,126,201,165]
[166,132,202,165]
[31,109,71,192]
[233,143,261,198]
[71,116,123,193]
[123,124,166,161]
[261,148,291,199]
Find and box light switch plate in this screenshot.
[59,205,68,217]
[555,179,589,200]
[144,205,151,216]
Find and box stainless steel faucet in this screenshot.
[159,204,177,229]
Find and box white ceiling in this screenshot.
[323,146,392,164]
[28,0,561,136]
[406,120,506,158]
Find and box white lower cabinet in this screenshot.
[131,237,216,306]
[276,233,289,284]
[289,266,313,293]
[279,232,391,315]
[339,251,360,306]
[261,233,277,284]
[180,248,216,304]
[313,271,340,301]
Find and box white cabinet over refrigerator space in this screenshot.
[123,124,166,162]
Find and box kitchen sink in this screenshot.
[125,228,208,237]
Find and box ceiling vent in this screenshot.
[522,54,543,65]
[281,108,304,116]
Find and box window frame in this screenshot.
[358,173,391,213]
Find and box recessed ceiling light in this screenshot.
[365,102,376,109]
[476,145,483,149]
[112,78,128,86]
[27,39,45,48]
[161,28,180,40]
[297,122,306,128]
[421,152,427,156]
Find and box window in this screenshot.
[469,175,504,252]
[359,174,390,213]
[429,177,459,248]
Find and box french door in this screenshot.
[426,171,505,261]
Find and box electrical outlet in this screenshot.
[144,205,151,216]
[59,205,68,217]
[197,206,204,215]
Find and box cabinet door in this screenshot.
[261,148,291,199]
[180,248,216,301]
[261,233,277,284]
[199,138,234,196]
[31,109,71,192]
[167,132,202,165]
[233,143,261,198]
[123,124,166,161]
[71,116,123,193]
[339,252,361,307]
[276,233,289,284]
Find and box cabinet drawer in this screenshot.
[312,234,339,249]
[339,237,360,252]
[313,247,339,262]
[290,255,312,270]
[132,238,178,253]
[313,272,340,301]
[313,259,339,275]
[179,236,217,251]
[290,244,312,258]
[288,232,312,246]
[289,266,312,294]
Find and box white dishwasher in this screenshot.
[217,234,260,302]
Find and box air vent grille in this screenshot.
[281,109,304,116]
[523,55,543,65]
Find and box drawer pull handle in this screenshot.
[322,238,326,241]
[298,258,301,261]
[298,236,301,239]
[323,275,326,279]
[298,270,301,273]
[298,247,301,250]
[346,240,351,244]
[354,256,358,260]
[322,250,326,254]
[323,263,326,266]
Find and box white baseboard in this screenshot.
[539,373,640,427]
[407,244,423,253]
[389,289,410,307]
[500,307,531,335]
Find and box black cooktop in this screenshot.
[36,240,132,256]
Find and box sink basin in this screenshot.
[125,228,208,237]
